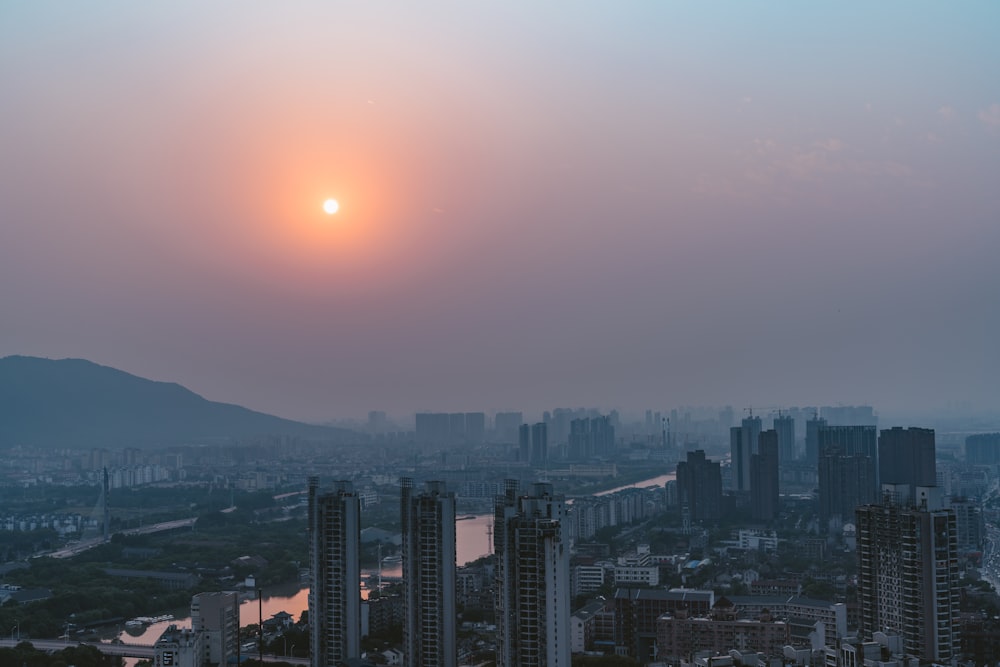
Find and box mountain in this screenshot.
[0,356,356,448]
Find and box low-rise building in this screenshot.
[655,606,790,662]
[154,625,203,667]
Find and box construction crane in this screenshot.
[743,406,785,419]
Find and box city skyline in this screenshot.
[2,3,999,422]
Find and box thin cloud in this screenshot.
[978,104,1000,133]
[937,105,956,121]
[740,137,914,187]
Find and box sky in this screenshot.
[2,3,999,423]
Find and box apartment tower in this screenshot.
[400,478,457,667]
[855,484,960,663]
[817,425,878,530]
[750,429,780,521]
[308,477,361,666]
[494,480,571,667]
[676,450,722,522]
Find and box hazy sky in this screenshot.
[2,3,999,422]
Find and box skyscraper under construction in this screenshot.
[401,478,457,667]
[308,477,361,666]
[494,480,570,667]
[856,484,959,663]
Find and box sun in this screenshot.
[323,198,339,215]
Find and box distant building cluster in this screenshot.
[414,412,486,446]
[5,399,999,666]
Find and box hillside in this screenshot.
[0,356,355,447]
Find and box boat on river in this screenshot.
[125,614,174,628]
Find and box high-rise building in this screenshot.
[415,413,451,445]
[819,425,877,460]
[879,427,936,487]
[855,484,960,663]
[965,432,1000,465]
[519,424,532,463]
[567,416,615,460]
[494,412,524,444]
[818,453,877,531]
[950,496,984,553]
[805,415,827,466]
[191,592,239,667]
[494,480,571,667]
[675,450,722,522]
[532,422,549,465]
[817,425,878,530]
[547,409,574,446]
[401,478,457,667]
[730,426,746,491]
[465,412,486,443]
[821,405,876,426]
[750,430,779,521]
[448,413,466,445]
[730,415,762,492]
[773,414,795,464]
[518,422,549,465]
[308,477,361,666]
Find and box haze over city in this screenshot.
[2,3,999,422]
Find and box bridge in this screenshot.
[0,638,154,659]
[0,638,310,664]
[46,518,198,559]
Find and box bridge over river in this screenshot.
[0,638,154,659]
[0,638,309,664]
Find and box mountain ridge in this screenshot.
[0,355,356,448]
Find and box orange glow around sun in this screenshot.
[209,112,427,294]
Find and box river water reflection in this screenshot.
[117,472,671,648]
[118,513,496,646]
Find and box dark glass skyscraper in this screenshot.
[676,450,722,522]
[879,427,936,487]
[750,429,779,521]
[816,425,878,530]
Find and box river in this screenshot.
[115,472,670,650]
[595,471,675,496]
[116,513,496,647]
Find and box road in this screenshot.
[0,638,309,664]
[0,638,154,658]
[45,518,198,559]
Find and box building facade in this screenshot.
[878,427,936,487]
[855,484,960,663]
[494,480,571,667]
[676,450,723,523]
[965,432,1000,465]
[730,416,762,492]
[773,414,795,465]
[400,478,457,667]
[154,625,203,667]
[818,452,877,531]
[308,477,362,666]
[190,591,239,667]
[750,430,779,521]
[804,415,827,467]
